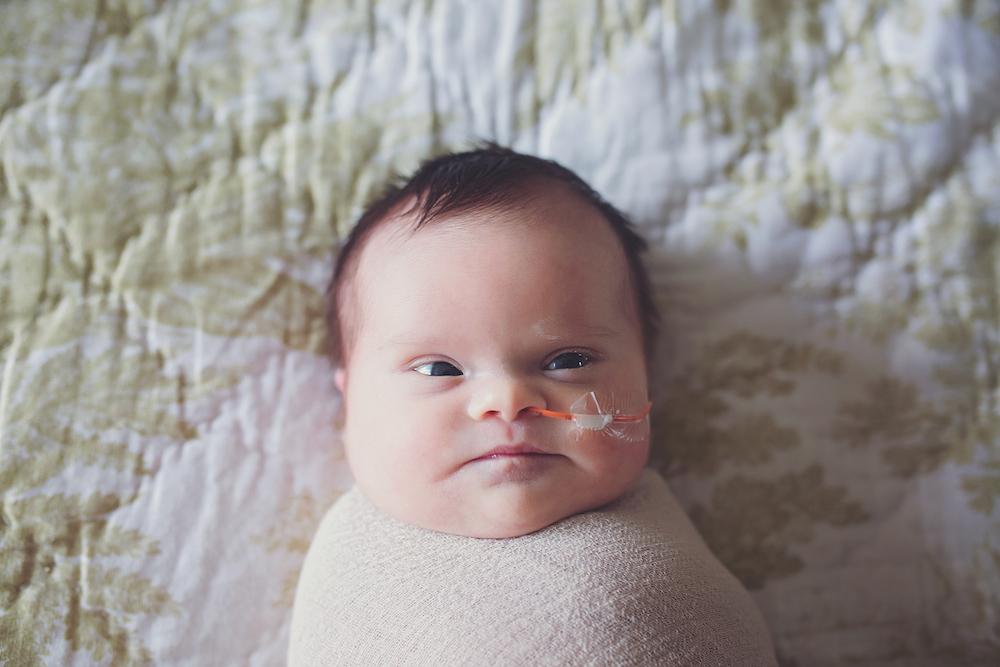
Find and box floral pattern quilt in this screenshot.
[1,0,999,664]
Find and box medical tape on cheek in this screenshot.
[528,391,651,443]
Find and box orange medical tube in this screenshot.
[527,400,652,423]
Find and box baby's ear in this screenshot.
[334,368,347,394]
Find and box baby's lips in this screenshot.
[472,443,552,460]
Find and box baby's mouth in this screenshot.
[471,444,553,462]
[468,443,562,484]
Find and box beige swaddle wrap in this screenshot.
[289,469,777,666]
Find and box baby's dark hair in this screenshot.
[327,144,660,367]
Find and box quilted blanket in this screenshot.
[1,1,998,665]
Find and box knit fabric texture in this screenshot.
[289,469,777,666]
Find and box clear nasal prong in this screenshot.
[572,413,613,430]
[526,391,651,440]
[569,392,612,430]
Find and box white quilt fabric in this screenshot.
[1,1,999,665]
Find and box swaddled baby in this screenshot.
[289,146,778,666]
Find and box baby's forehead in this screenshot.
[349,197,630,323]
[361,188,629,292]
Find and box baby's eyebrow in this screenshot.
[378,326,621,351]
[530,324,621,341]
[377,334,426,351]
[378,332,456,351]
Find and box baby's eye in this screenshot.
[544,352,590,371]
[414,361,463,377]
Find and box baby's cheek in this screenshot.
[581,428,649,480]
[384,410,454,476]
[344,408,413,486]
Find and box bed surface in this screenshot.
[1,0,999,664]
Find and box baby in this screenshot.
[290,146,778,665]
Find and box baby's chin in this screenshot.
[449,504,574,539]
[377,479,634,539]
[411,503,582,539]
[351,447,649,538]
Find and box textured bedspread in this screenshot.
[1,1,999,665]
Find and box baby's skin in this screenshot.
[335,182,651,538]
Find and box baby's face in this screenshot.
[337,187,650,538]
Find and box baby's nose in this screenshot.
[466,376,545,424]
